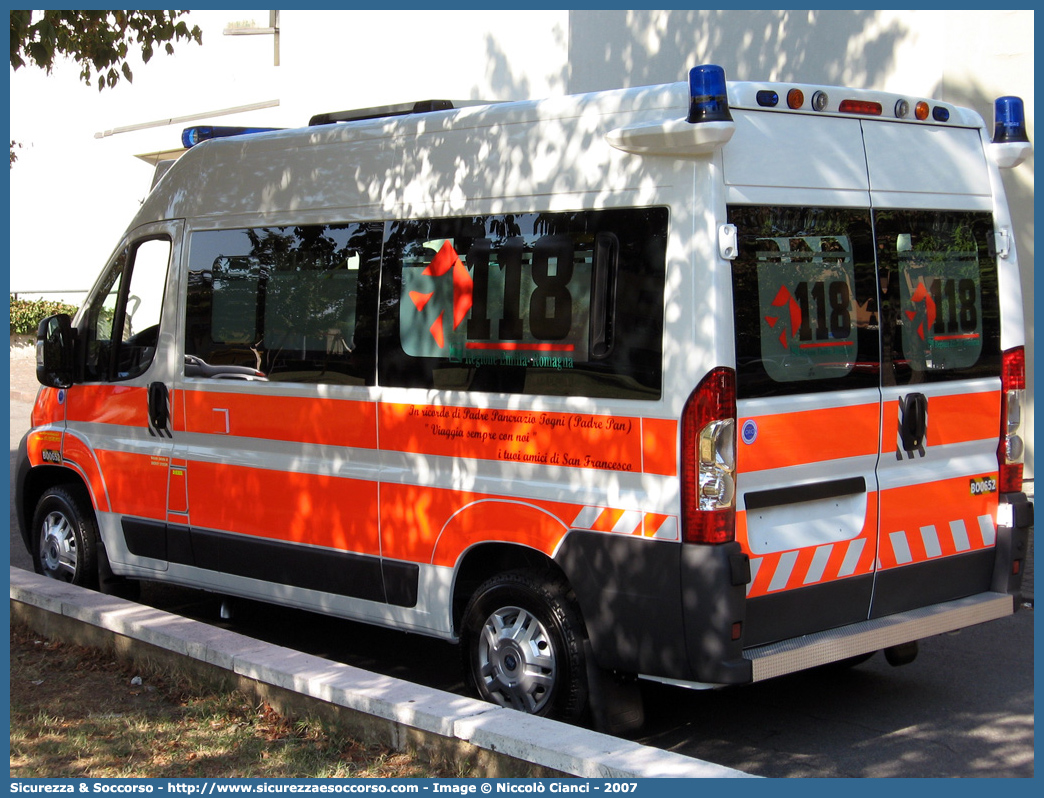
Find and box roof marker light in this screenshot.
[756,90,779,108]
[895,99,910,119]
[839,99,882,116]
[811,91,829,111]
[915,101,930,121]
[993,96,1029,143]
[932,106,950,122]
[181,125,281,149]
[687,64,733,123]
[787,89,804,109]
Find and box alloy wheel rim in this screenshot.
[40,510,78,581]
[477,604,557,714]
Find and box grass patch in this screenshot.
[10,624,472,779]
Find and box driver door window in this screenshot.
[83,237,170,382]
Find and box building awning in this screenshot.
[135,148,188,166]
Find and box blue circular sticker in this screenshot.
[57,389,66,405]
[741,419,758,445]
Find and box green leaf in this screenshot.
[12,10,202,86]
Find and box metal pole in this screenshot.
[271,10,280,67]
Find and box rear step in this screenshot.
[745,592,1014,682]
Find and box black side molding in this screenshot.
[745,476,867,512]
[121,518,419,607]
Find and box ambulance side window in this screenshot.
[83,237,170,382]
[377,208,667,400]
[184,223,381,385]
[873,210,1000,383]
[729,206,879,399]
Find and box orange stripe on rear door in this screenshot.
[877,474,998,570]
[738,403,879,472]
[925,391,1000,446]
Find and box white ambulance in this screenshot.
[18,64,1033,732]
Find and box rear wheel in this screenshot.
[31,485,99,589]
[461,570,588,721]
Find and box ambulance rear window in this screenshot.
[874,209,1000,383]
[730,205,1001,399]
[730,206,880,398]
[378,208,668,400]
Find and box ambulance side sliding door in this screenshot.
[173,223,401,603]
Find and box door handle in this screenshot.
[148,381,171,437]
[899,393,927,454]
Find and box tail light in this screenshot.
[681,367,737,544]
[998,346,1025,492]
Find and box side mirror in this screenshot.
[36,314,76,388]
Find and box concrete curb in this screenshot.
[10,567,756,779]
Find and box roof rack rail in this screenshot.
[309,99,456,127]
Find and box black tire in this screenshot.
[461,570,589,721]
[31,485,100,589]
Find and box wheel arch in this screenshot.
[432,497,574,634]
[17,456,91,553]
[450,542,573,636]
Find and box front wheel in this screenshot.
[31,485,99,589]
[461,570,588,721]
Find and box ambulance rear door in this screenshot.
[725,111,884,645]
[864,122,1004,617]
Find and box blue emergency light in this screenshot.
[756,90,779,108]
[993,96,1029,143]
[182,125,282,149]
[687,64,733,124]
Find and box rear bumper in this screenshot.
[639,493,1032,688]
[743,591,1014,682]
[994,491,1032,600]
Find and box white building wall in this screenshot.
[8,9,1032,478]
